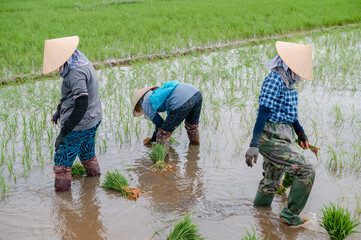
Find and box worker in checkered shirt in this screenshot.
[245,41,315,226]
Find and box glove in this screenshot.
[51,110,60,124]
[55,131,67,151]
[245,147,259,167]
[143,137,152,145]
[298,132,309,149]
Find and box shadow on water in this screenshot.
[135,145,204,215]
[52,177,108,240]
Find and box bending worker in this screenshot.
[133,81,202,147]
[43,36,102,192]
[245,41,316,226]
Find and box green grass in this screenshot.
[100,169,130,197]
[71,161,86,176]
[167,213,203,240]
[1,0,361,78]
[319,203,360,240]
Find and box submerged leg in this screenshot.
[254,159,283,207]
[280,163,315,226]
[185,121,200,146]
[54,165,72,192]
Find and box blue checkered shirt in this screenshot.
[258,72,298,124]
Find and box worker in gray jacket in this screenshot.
[43,36,102,192]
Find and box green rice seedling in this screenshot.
[319,203,360,240]
[71,161,86,176]
[241,227,264,240]
[167,213,203,240]
[169,137,179,144]
[296,139,320,160]
[355,194,361,216]
[147,143,169,172]
[0,168,9,198]
[100,169,141,200]
[275,172,294,195]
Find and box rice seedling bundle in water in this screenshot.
[71,161,86,176]
[167,213,203,240]
[148,143,171,172]
[100,169,141,200]
[319,203,360,240]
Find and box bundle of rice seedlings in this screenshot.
[100,169,141,200]
[147,143,171,172]
[296,139,320,159]
[319,203,360,240]
[167,213,203,240]
[71,161,86,176]
[275,172,294,195]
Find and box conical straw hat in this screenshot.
[42,36,79,74]
[276,41,313,81]
[133,86,159,117]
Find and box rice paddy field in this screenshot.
[1,0,361,79]
[0,22,360,239]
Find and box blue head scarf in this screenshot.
[59,49,89,77]
[149,81,179,111]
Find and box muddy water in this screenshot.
[1,26,361,240]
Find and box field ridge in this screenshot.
[1,23,358,84]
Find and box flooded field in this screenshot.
[1,26,361,239]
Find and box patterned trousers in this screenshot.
[257,122,315,195]
[161,91,202,132]
[54,122,101,167]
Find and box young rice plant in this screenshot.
[319,203,360,240]
[100,169,141,200]
[167,213,203,240]
[71,161,86,176]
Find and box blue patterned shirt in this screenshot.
[258,72,298,124]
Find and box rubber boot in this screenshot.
[156,128,172,148]
[254,190,274,207]
[280,178,314,226]
[54,165,72,192]
[185,121,200,145]
[81,156,101,177]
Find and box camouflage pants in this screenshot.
[257,122,315,195]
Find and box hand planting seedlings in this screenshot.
[132,81,202,148]
[319,203,360,240]
[43,36,102,192]
[166,213,203,240]
[100,169,141,200]
[245,41,316,226]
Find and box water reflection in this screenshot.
[52,177,107,240]
[254,206,308,240]
[136,145,204,215]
